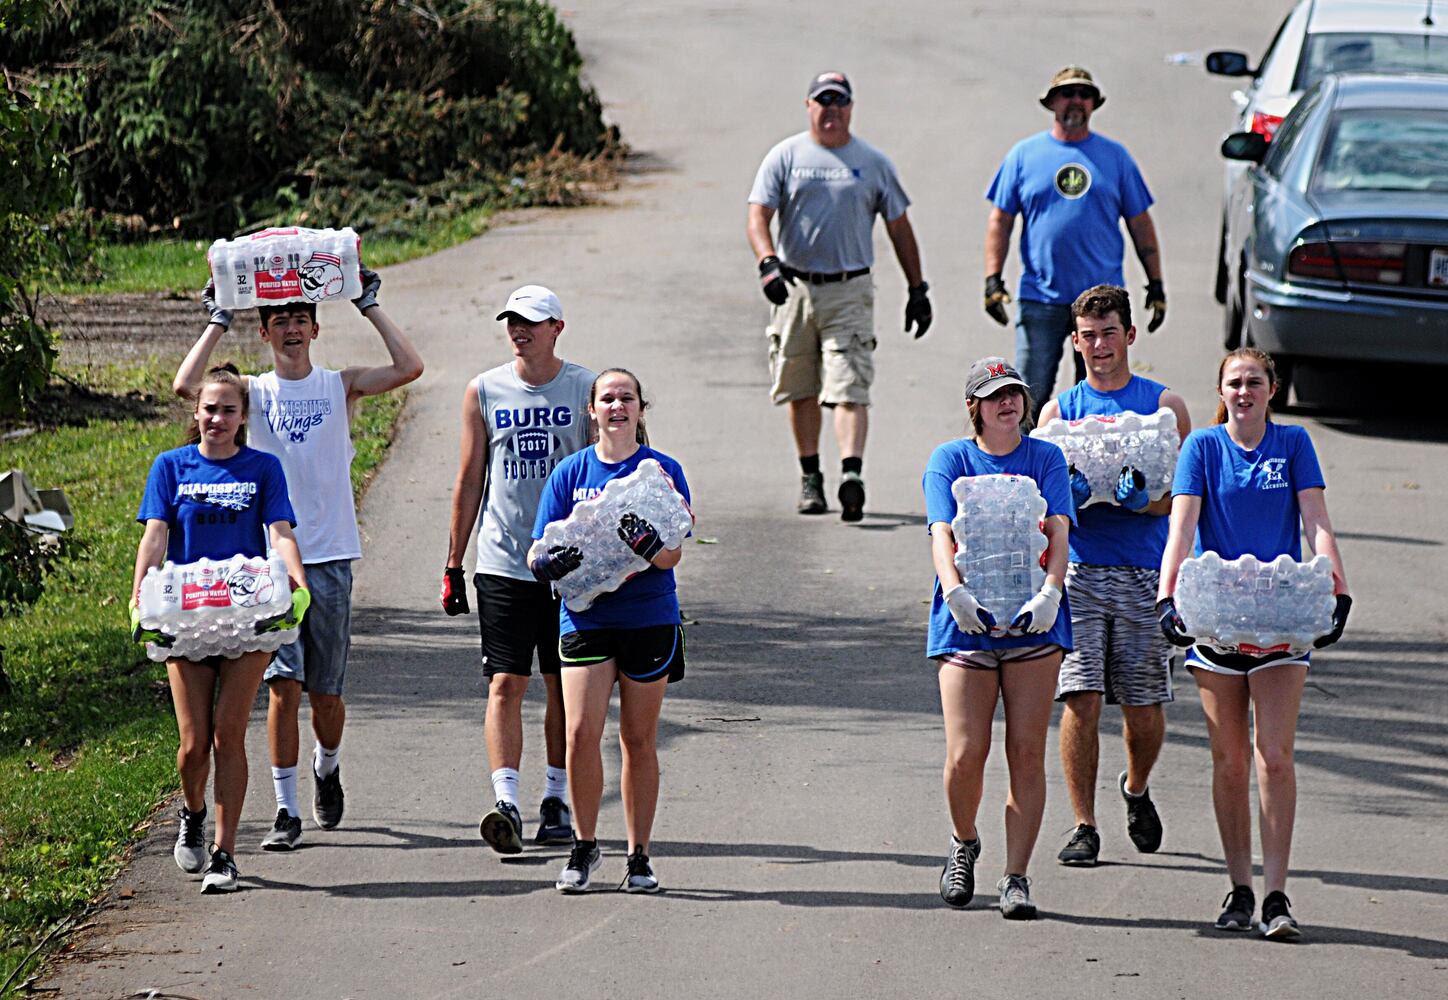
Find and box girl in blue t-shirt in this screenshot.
[529,368,691,895]
[131,365,308,895]
[1157,349,1351,940]
[923,357,1073,920]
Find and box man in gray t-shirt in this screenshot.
[747,71,932,523]
[443,284,594,855]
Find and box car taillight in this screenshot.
[1251,111,1284,140]
[1288,241,1406,285]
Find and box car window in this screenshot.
[1257,2,1311,95]
[1313,109,1448,193]
[1262,87,1322,177]
[1255,8,1295,82]
[1294,32,1448,90]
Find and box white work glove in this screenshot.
[1011,582,1063,635]
[944,584,997,635]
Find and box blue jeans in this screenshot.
[1015,300,1085,416]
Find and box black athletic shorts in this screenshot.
[474,573,561,678]
[559,625,686,683]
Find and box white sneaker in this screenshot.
[200,848,239,894]
[555,842,601,894]
[173,806,207,874]
[619,847,660,894]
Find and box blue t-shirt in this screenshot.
[137,445,296,564]
[986,131,1154,305]
[923,436,1074,655]
[1057,375,1171,568]
[1172,423,1325,560]
[533,445,692,634]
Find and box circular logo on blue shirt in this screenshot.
[1055,163,1092,200]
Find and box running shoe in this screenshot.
[798,472,827,515]
[1214,885,1256,931]
[173,805,208,874]
[200,848,240,894]
[619,847,660,894]
[838,471,866,522]
[1057,823,1100,866]
[556,841,602,894]
[939,834,981,908]
[1259,890,1302,940]
[996,874,1037,920]
[1119,770,1163,853]
[535,796,574,845]
[312,766,344,830]
[480,800,524,855]
[260,809,302,851]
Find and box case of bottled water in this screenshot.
[540,459,695,613]
[207,227,363,310]
[136,551,298,662]
[950,475,1047,635]
[1173,552,1335,654]
[1030,407,1179,508]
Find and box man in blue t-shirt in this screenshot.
[983,67,1167,417]
[1038,285,1190,868]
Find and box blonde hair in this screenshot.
[184,363,248,447]
[1213,348,1277,425]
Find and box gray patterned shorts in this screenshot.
[1056,563,1174,706]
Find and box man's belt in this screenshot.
[783,266,871,285]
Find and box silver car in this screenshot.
[1220,73,1448,404]
[1206,0,1448,303]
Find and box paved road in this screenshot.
[45,2,1448,997]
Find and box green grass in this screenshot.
[0,368,406,994]
[57,205,494,295]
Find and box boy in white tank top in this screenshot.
[175,268,423,850]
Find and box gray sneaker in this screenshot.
[997,874,1037,920]
[173,805,208,874]
[312,766,344,830]
[200,848,240,894]
[556,841,602,893]
[939,834,980,908]
[619,847,660,894]
[797,472,827,515]
[261,809,302,851]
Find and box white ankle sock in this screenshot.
[272,766,299,817]
[491,767,520,807]
[543,766,568,802]
[313,742,340,778]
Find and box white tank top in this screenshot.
[248,368,361,563]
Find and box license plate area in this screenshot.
[1429,248,1448,286]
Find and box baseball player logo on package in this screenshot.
[208,226,363,309]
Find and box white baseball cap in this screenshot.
[496,284,563,322]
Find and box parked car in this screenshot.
[1205,0,1448,302]
[1220,73,1448,404]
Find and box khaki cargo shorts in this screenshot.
[766,277,876,406]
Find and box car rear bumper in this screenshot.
[1246,273,1448,363]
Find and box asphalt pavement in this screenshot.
[43,2,1448,997]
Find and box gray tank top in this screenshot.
[473,360,595,580]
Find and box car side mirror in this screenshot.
[1221,131,1269,163]
[1206,50,1253,77]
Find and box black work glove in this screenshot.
[1313,594,1352,649]
[984,273,1011,326]
[905,282,932,338]
[202,281,233,330]
[530,545,583,584]
[1155,596,1195,648]
[618,512,664,562]
[758,255,791,306]
[352,266,381,313]
[440,567,470,616]
[1144,279,1166,333]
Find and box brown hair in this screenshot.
[258,302,318,325]
[184,363,248,447]
[590,367,650,446]
[1213,348,1278,424]
[966,385,1036,437]
[1071,283,1132,332]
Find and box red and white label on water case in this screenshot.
[208,226,363,309]
[181,580,234,611]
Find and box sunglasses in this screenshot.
[813,91,852,107]
[1053,86,1097,100]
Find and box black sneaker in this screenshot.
[939,834,980,908]
[174,805,207,874]
[200,848,239,894]
[837,471,865,522]
[556,840,602,893]
[997,873,1037,919]
[1259,890,1302,940]
[1214,884,1256,931]
[260,809,302,851]
[797,472,827,515]
[312,766,344,830]
[1057,823,1100,866]
[619,847,660,894]
[535,796,574,845]
[480,800,524,854]
[1119,770,1163,853]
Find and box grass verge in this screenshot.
[0,366,404,994]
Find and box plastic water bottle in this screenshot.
[141,549,299,660]
[1174,553,1335,652]
[1031,407,1180,508]
[208,227,363,310]
[949,475,1047,632]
